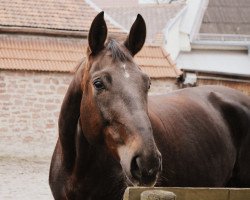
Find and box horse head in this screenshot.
[80,11,162,186]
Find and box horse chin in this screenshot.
[123,172,140,186]
[123,170,158,187]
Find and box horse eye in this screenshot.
[93,80,105,90]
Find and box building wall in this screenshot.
[0,70,177,158]
[164,5,188,60]
[164,17,182,60]
[0,70,73,158]
[139,0,171,3]
[197,79,250,96]
[150,78,179,95]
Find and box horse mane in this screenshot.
[72,58,86,73]
[106,38,133,62]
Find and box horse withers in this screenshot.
[49,12,250,199]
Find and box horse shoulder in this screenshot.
[148,90,239,186]
[208,89,250,186]
[208,90,250,147]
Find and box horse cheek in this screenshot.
[80,97,103,144]
[104,127,120,161]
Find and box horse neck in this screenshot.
[59,62,84,171]
[73,120,92,176]
[74,120,124,182]
[73,123,126,199]
[74,118,104,169]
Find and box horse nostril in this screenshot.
[131,156,141,181]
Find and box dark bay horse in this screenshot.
[49,12,250,199]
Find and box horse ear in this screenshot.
[88,11,107,55]
[124,14,146,56]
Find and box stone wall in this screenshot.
[0,70,178,158]
[0,70,73,158]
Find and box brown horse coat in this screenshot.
[49,12,250,200]
[149,86,250,187]
[49,63,250,199]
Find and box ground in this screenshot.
[0,133,56,200]
[0,113,58,200]
[0,156,53,200]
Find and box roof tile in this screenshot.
[0,0,124,34]
[0,35,180,78]
[200,0,250,35]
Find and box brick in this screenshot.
[12,111,21,115]
[34,104,44,108]
[23,136,33,143]
[14,100,23,105]
[45,104,57,111]
[51,78,59,85]
[55,99,61,104]
[0,75,4,81]
[46,99,54,103]
[46,123,55,129]
[26,97,37,101]
[0,113,9,118]
[36,85,46,91]
[0,127,9,132]
[54,111,60,118]
[19,84,26,89]
[13,128,20,132]
[43,91,53,95]
[38,98,45,103]
[57,86,67,94]
[0,94,11,101]
[50,85,56,91]
[33,78,41,83]
[32,113,40,118]
[0,83,6,87]
[19,114,31,119]
[24,101,34,106]
[2,106,9,111]
[16,89,26,94]
[43,78,51,84]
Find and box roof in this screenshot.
[0,0,124,35]
[0,35,181,78]
[176,49,250,78]
[91,0,138,8]
[199,0,250,35]
[98,3,185,45]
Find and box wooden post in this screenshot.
[141,190,176,200]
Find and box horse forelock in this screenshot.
[106,38,133,62]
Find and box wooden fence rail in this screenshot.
[123,187,250,200]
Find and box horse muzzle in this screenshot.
[130,149,162,186]
[118,142,162,186]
